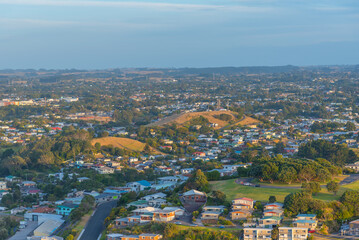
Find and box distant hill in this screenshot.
[234,115,260,126]
[91,137,162,154]
[146,110,259,129]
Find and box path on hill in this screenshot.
[218,115,245,130]
[79,200,117,240]
[146,113,183,127]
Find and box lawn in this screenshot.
[210,179,299,202]
[210,178,356,202]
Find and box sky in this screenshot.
[0,0,358,69]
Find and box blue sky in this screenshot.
[0,0,358,69]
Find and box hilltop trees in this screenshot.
[249,156,339,184]
[298,139,357,166]
[0,127,93,173]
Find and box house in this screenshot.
[132,207,159,216]
[264,202,283,210]
[33,219,64,237]
[230,210,252,220]
[293,214,317,230]
[127,200,149,209]
[153,210,176,222]
[77,177,90,182]
[181,168,194,174]
[5,175,17,182]
[120,235,140,240]
[95,193,118,203]
[56,203,79,216]
[243,228,272,240]
[107,233,124,240]
[107,234,163,240]
[278,227,308,240]
[259,216,282,227]
[232,197,254,210]
[139,234,163,240]
[348,219,359,236]
[126,180,151,192]
[182,189,207,203]
[0,181,6,190]
[21,181,36,187]
[97,166,115,174]
[141,193,166,201]
[31,206,55,214]
[263,209,284,217]
[201,211,221,224]
[115,217,129,227]
[163,207,185,217]
[202,205,225,213]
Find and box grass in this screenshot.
[235,115,260,126]
[210,177,359,203]
[211,179,299,202]
[91,137,162,154]
[73,210,93,239]
[146,110,240,129]
[252,175,349,188]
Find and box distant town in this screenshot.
[0,66,359,240]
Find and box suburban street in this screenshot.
[79,200,117,240]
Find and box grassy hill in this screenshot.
[147,110,244,129]
[147,111,260,129]
[91,137,162,154]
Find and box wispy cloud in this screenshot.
[0,0,271,12]
[0,17,166,30]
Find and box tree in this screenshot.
[262,162,278,183]
[327,181,340,196]
[274,142,285,154]
[284,192,312,216]
[269,196,276,203]
[346,122,356,131]
[298,165,315,182]
[94,142,101,151]
[211,190,226,205]
[271,226,279,240]
[0,228,8,240]
[205,170,220,181]
[143,144,152,155]
[278,167,297,184]
[302,182,321,195]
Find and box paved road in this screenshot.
[339,174,359,185]
[79,200,117,240]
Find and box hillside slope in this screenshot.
[146,111,260,129]
[146,110,239,129]
[91,137,162,154]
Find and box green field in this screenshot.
[211,179,299,202]
[210,178,359,203]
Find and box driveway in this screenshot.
[9,221,38,240]
[79,200,117,240]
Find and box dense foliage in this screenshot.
[249,156,340,184]
[298,139,358,166]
